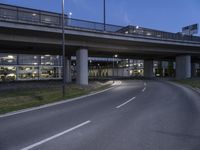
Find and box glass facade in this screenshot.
[88,58,144,77]
[0,53,62,82]
[153,61,176,77]
[1,53,198,82]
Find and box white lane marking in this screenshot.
[112,81,122,86]
[142,87,146,92]
[144,82,147,86]
[21,120,91,150]
[116,97,136,109]
[0,81,122,118]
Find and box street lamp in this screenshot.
[103,0,106,31]
[69,12,72,16]
[112,54,118,83]
[62,0,66,97]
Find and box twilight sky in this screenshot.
[1,0,200,34]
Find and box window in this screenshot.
[41,55,61,66]
[18,55,39,65]
[18,66,39,80]
[0,54,17,65]
[0,66,16,81]
[40,66,62,79]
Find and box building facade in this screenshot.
[0,53,62,82]
[1,53,200,82]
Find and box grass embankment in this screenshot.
[175,78,200,88]
[0,82,111,114]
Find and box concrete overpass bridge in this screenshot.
[0,3,200,84]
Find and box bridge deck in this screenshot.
[0,3,200,43]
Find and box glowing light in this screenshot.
[8,55,14,59]
[32,13,37,16]
[147,32,151,36]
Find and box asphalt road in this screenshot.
[0,80,200,150]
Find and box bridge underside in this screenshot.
[0,40,199,62]
[0,23,200,85]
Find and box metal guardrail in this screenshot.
[0,3,200,43]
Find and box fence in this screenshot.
[0,3,200,42]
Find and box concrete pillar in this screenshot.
[128,59,131,76]
[76,48,88,85]
[192,63,198,77]
[65,57,72,83]
[144,60,154,78]
[162,61,168,77]
[176,55,191,79]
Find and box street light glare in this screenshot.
[114,54,118,58]
[32,13,37,16]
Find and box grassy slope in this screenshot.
[175,78,200,88]
[0,84,111,114]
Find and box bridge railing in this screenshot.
[0,3,200,43]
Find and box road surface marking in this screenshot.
[116,97,136,109]
[144,82,147,86]
[142,87,146,92]
[21,120,91,150]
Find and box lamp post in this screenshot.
[103,0,106,31]
[112,54,118,83]
[62,0,66,97]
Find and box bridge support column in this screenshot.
[76,48,88,85]
[192,63,198,77]
[65,57,72,83]
[176,55,191,79]
[144,60,154,78]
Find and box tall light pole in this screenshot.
[62,0,66,97]
[103,0,106,31]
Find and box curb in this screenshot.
[190,87,200,94]
[0,81,122,118]
[169,81,200,95]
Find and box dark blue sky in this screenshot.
[1,0,200,34]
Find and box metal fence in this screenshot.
[0,3,200,43]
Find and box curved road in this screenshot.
[0,80,200,150]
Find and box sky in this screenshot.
[1,0,200,34]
